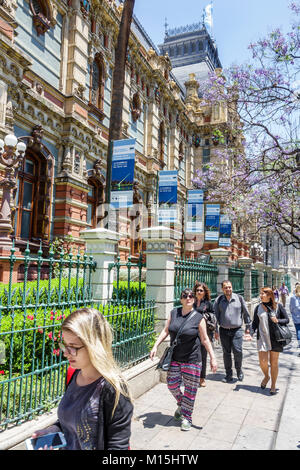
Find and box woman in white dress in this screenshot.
[251,287,289,395]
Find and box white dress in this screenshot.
[257,304,272,352]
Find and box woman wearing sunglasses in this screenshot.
[30,308,133,450]
[150,288,217,431]
[193,281,217,387]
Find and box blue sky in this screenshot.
[134,0,294,69]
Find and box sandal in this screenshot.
[200,379,206,387]
[261,377,270,389]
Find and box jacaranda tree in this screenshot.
[193,1,300,248]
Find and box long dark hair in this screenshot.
[193,281,211,301]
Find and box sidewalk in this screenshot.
[130,300,300,451]
[10,300,300,451]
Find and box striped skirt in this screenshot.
[167,361,202,423]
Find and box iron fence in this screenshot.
[174,257,218,306]
[251,269,259,298]
[0,244,155,429]
[228,266,245,297]
[108,253,146,306]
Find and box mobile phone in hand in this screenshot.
[25,432,66,450]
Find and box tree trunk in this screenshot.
[105,0,135,204]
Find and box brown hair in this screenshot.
[193,281,211,301]
[260,287,277,310]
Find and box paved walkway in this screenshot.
[9,299,300,451]
[130,300,300,451]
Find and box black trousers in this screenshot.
[219,327,243,378]
[200,333,213,379]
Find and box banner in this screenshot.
[186,190,204,233]
[110,138,136,208]
[204,204,220,241]
[219,215,232,247]
[158,171,178,223]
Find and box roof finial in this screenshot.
[164,17,168,37]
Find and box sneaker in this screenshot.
[181,418,192,431]
[222,375,233,383]
[174,406,182,421]
[237,371,244,381]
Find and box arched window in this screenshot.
[87,179,103,228]
[89,53,105,120]
[158,122,166,166]
[30,0,51,36]
[14,152,49,241]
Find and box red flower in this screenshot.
[48,332,53,339]
[27,315,34,321]
[0,371,5,375]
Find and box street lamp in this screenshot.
[0,134,27,249]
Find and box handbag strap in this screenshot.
[172,309,197,347]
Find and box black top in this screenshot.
[251,303,289,353]
[54,370,133,450]
[193,299,216,339]
[168,307,203,363]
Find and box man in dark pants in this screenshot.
[214,280,251,383]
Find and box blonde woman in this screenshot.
[31,308,133,450]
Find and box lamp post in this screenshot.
[0,134,27,249]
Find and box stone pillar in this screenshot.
[265,265,273,288]
[209,248,231,295]
[238,257,253,302]
[80,228,119,303]
[140,226,181,348]
[254,261,265,290]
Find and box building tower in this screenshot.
[159,22,222,91]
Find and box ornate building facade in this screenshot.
[0,0,250,282]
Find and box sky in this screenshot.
[134,0,294,69]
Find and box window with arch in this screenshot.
[89,53,105,120]
[30,0,52,36]
[158,122,166,166]
[87,180,103,228]
[14,152,49,241]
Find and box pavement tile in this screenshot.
[187,435,233,450]
[231,424,275,450]
[198,417,242,444]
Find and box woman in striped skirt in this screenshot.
[150,288,218,431]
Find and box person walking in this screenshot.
[214,280,251,383]
[251,287,289,394]
[193,281,216,387]
[290,284,300,355]
[279,282,289,307]
[31,308,133,450]
[273,286,280,303]
[150,288,217,431]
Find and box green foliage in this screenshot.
[0,278,85,310]
[112,280,146,302]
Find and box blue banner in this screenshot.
[205,204,220,241]
[186,190,204,233]
[219,215,232,246]
[158,171,178,223]
[111,138,136,208]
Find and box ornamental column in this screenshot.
[80,228,119,303]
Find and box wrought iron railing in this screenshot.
[229,266,245,297]
[251,269,259,298]
[174,257,218,306]
[108,253,146,306]
[0,244,155,429]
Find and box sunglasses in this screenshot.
[59,342,85,357]
[181,294,194,299]
[196,289,204,292]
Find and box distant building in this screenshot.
[159,22,222,91]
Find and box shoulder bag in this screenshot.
[267,306,292,347]
[156,310,197,371]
